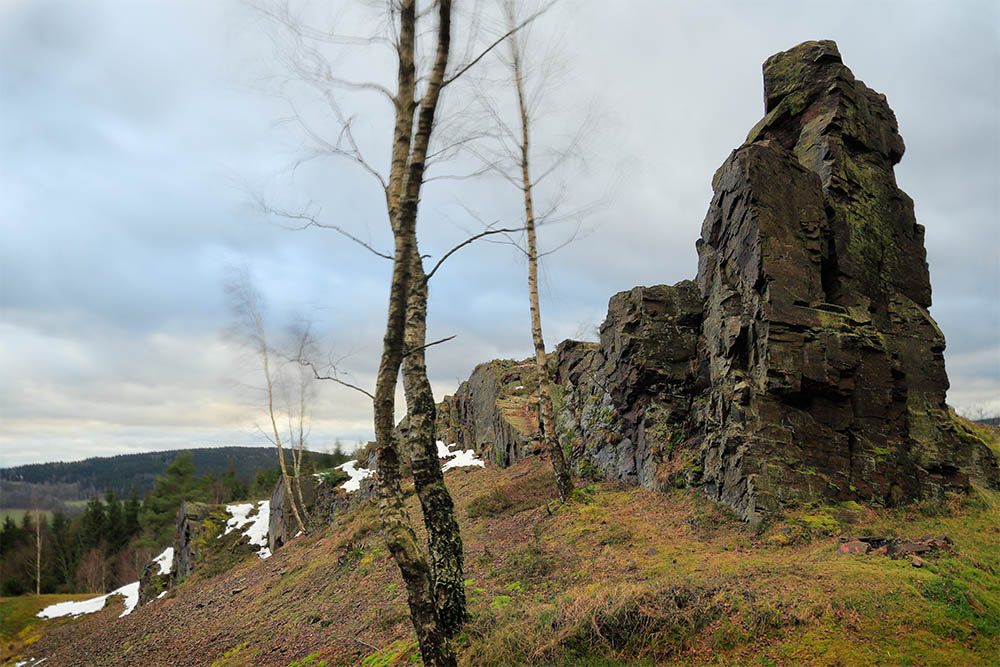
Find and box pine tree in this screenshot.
[80,496,107,552]
[105,487,126,552]
[139,451,201,544]
[124,488,141,539]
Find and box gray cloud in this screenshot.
[2,0,997,466]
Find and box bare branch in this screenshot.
[253,194,393,260]
[425,224,525,281]
[297,358,375,401]
[442,2,557,87]
[404,335,456,357]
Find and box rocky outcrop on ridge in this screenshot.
[436,40,999,523]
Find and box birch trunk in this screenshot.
[402,255,466,638]
[372,0,458,663]
[512,29,573,501]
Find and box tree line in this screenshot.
[0,447,346,597]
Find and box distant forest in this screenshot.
[0,446,347,509]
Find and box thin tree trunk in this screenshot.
[402,255,466,638]
[292,388,309,528]
[512,34,573,501]
[372,0,457,664]
[35,507,42,596]
[264,350,307,535]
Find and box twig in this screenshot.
[442,3,556,87]
[354,637,382,652]
[404,335,457,357]
[298,359,375,401]
[425,225,524,281]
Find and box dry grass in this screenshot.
[12,456,1000,666]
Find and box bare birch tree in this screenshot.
[34,506,42,596]
[227,271,308,535]
[468,0,591,500]
[250,2,543,661]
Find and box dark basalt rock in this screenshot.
[137,558,171,607]
[694,40,997,521]
[268,480,288,554]
[437,360,538,466]
[552,282,705,488]
[435,40,999,522]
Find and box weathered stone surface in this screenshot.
[437,360,539,466]
[268,480,288,554]
[694,39,998,521]
[839,540,870,555]
[172,502,260,582]
[433,40,998,523]
[553,282,705,488]
[137,559,170,607]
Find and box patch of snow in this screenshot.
[221,500,271,559]
[336,460,373,493]
[436,440,455,458]
[156,591,168,600]
[14,659,47,666]
[37,581,140,620]
[220,500,271,559]
[515,385,525,390]
[294,530,303,537]
[222,503,256,535]
[437,441,486,472]
[442,448,486,472]
[152,547,174,575]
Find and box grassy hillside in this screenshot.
[6,449,999,666]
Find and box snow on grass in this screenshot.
[37,581,140,620]
[333,443,481,495]
[222,500,271,559]
[336,460,373,493]
[152,546,174,575]
[437,440,486,472]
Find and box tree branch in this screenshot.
[425,225,525,281]
[297,359,375,401]
[404,334,456,357]
[442,3,555,87]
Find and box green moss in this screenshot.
[360,639,420,667]
[287,651,328,667]
[490,595,514,610]
[796,512,841,535]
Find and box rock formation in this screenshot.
[172,502,264,580]
[436,40,999,523]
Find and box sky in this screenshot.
[1,0,998,467]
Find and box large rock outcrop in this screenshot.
[693,40,997,519]
[436,40,999,522]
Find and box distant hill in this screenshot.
[0,447,337,507]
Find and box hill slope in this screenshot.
[7,454,999,666]
[1,447,335,505]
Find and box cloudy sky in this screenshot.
[1,0,997,467]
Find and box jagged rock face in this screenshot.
[172,502,260,580]
[553,283,704,487]
[268,481,288,553]
[694,40,998,521]
[437,360,538,466]
[137,559,170,607]
[435,40,998,522]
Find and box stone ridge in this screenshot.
[436,41,999,522]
